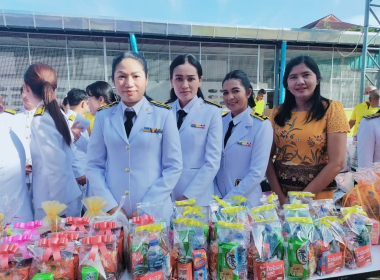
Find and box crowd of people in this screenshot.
[0,51,378,224]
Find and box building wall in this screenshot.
[0,31,371,110]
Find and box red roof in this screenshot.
[302,14,358,30]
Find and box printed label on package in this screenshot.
[355,244,372,268]
[141,270,164,280]
[326,252,343,274]
[266,260,284,280]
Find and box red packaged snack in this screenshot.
[29,237,75,279]
[79,235,118,280]
[0,243,30,280]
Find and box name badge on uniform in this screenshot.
[237,140,252,147]
[144,127,163,133]
[191,123,205,129]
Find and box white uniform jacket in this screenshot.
[12,107,36,184]
[168,97,222,206]
[30,102,81,217]
[357,111,380,168]
[0,124,33,223]
[215,107,273,207]
[66,109,90,154]
[86,97,183,221]
[0,109,16,128]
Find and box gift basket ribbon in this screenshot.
[39,237,68,262]
[175,197,196,206]
[0,243,18,269]
[14,220,42,235]
[3,234,33,246]
[82,235,112,261]
[66,217,90,233]
[211,195,231,208]
[342,205,368,222]
[132,214,155,226]
[229,196,247,204]
[183,206,205,217]
[52,232,80,241]
[222,206,247,214]
[173,218,208,229]
[93,221,118,235]
[135,224,163,233]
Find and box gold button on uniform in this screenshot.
[126,146,130,150]
[125,168,130,172]
[222,153,225,157]
[26,125,30,128]
[26,136,29,139]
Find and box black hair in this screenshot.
[62,96,69,106]
[222,70,255,108]
[67,88,87,107]
[274,55,330,127]
[20,86,23,94]
[248,85,256,108]
[86,81,116,104]
[258,89,266,95]
[111,51,152,101]
[166,54,204,103]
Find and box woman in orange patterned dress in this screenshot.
[266,55,350,205]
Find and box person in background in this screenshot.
[0,95,17,128]
[357,89,380,168]
[349,85,378,135]
[23,63,81,219]
[60,96,70,114]
[266,55,349,204]
[86,52,182,221]
[215,70,273,207]
[12,86,37,192]
[86,81,117,116]
[254,89,266,115]
[166,54,222,206]
[0,123,33,223]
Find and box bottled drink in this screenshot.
[190,227,205,251]
[147,239,164,272]
[235,233,247,280]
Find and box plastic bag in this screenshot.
[0,194,23,233]
[216,221,249,280]
[310,199,336,218]
[287,192,315,204]
[79,235,117,280]
[314,217,345,276]
[285,217,318,278]
[29,237,75,279]
[335,172,355,193]
[260,193,283,222]
[340,206,372,269]
[82,197,110,218]
[221,206,251,225]
[64,217,90,233]
[342,169,380,221]
[0,243,30,280]
[12,221,43,240]
[137,201,168,229]
[41,201,67,233]
[251,204,279,222]
[3,234,34,260]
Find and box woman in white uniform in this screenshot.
[23,63,82,219]
[0,124,33,223]
[215,70,273,207]
[86,52,182,221]
[166,54,222,206]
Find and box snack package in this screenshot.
[282,204,311,237]
[0,243,30,280]
[314,217,345,276]
[340,206,372,269]
[130,223,171,280]
[29,237,75,279]
[287,192,315,205]
[40,201,67,233]
[49,232,84,280]
[79,235,117,280]
[310,199,336,218]
[217,221,249,280]
[137,201,169,229]
[82,197,110,218]
[31,272,54,279]
[171,218,208,280]
[251,205,278,222]
[285,217,318,279]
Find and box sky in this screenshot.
[0,0,376,29]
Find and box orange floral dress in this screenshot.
[270,101,350,194]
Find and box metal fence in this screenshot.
[0,31,370,109]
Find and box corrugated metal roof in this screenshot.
[0,10,376,46]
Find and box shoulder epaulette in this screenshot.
[68,114,75,121]
[222,111,229,117]
[204,99,222,108]
[4,109,16,115]
[150,100,171,109]
[34,105,45,116]
[97,101,119,112]
[364,112,380,120]
[250,112,268,121]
